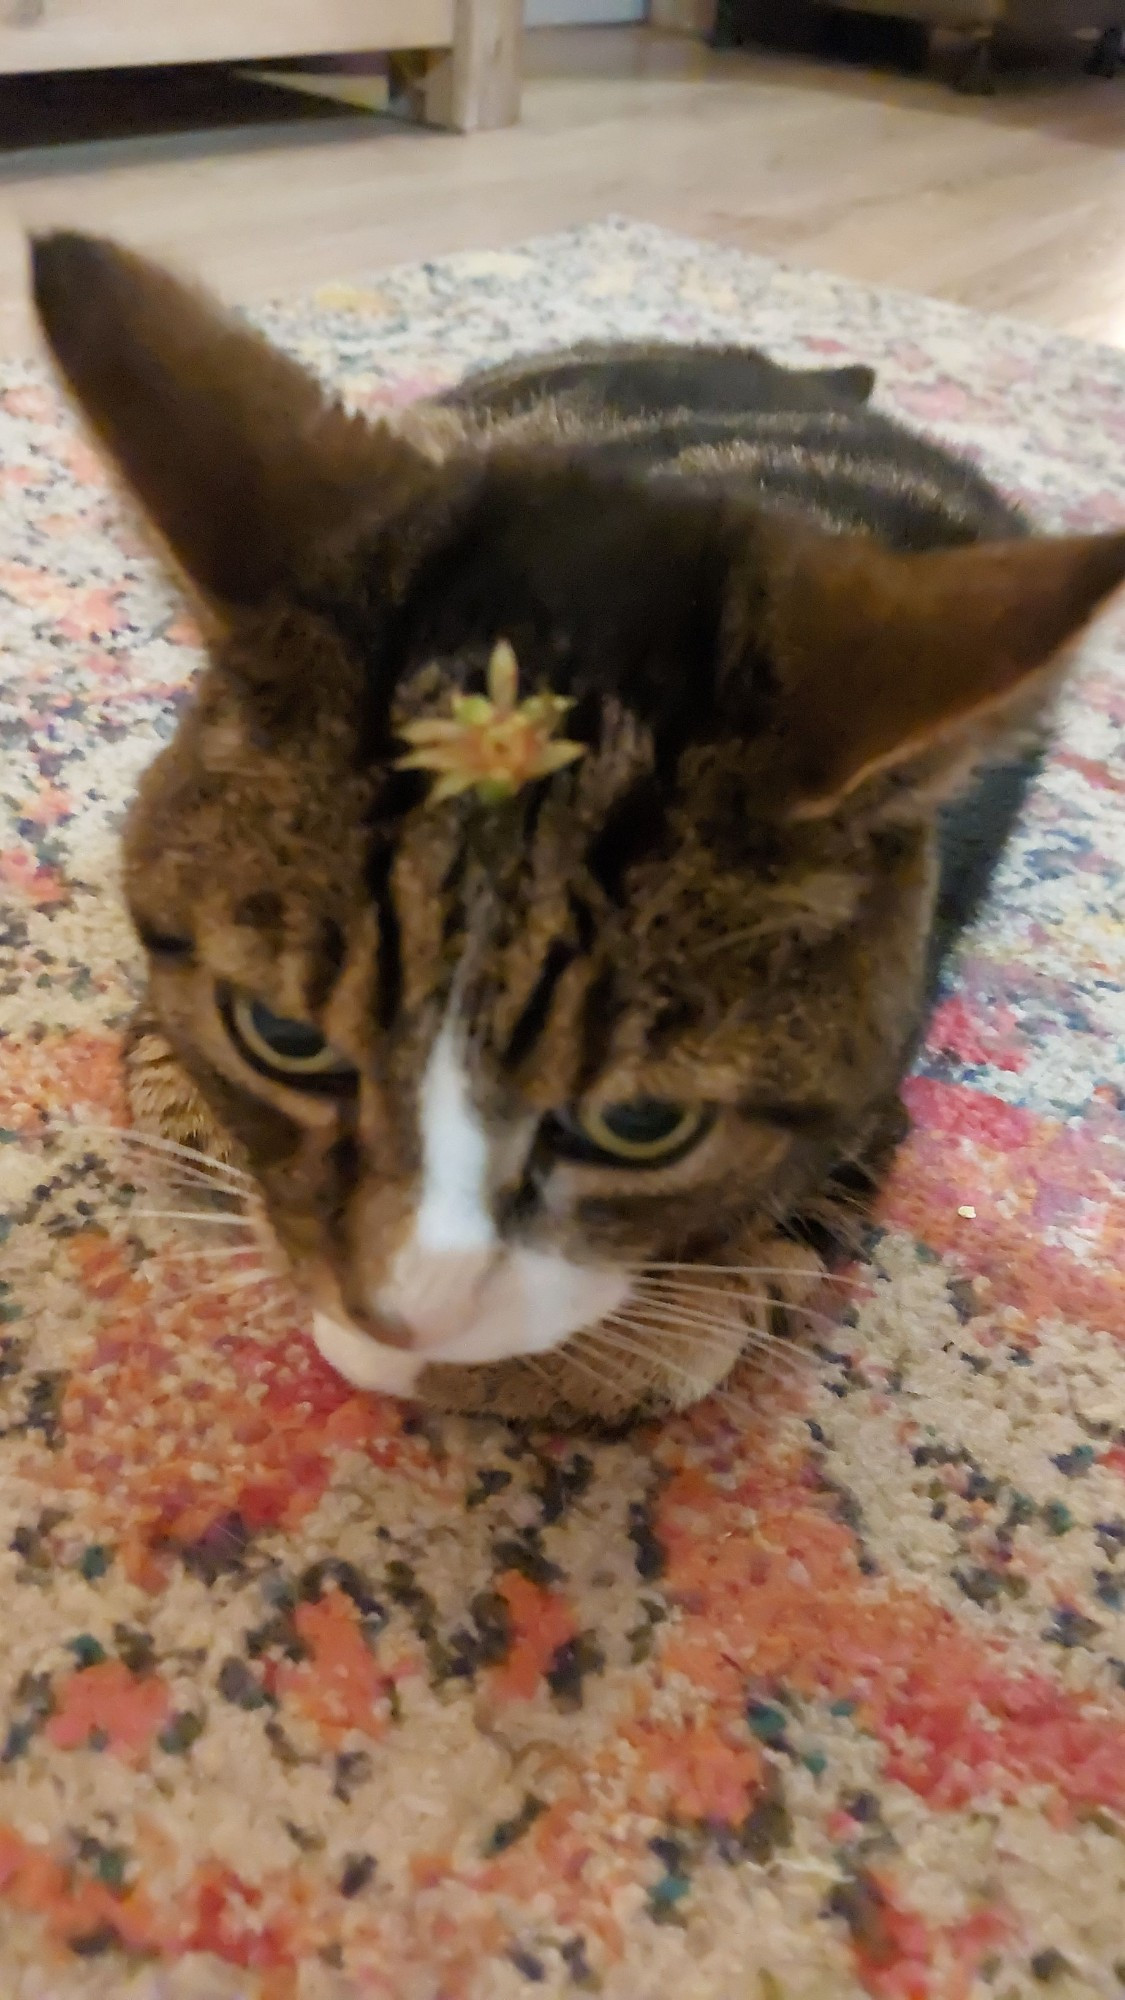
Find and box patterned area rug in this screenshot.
[3,219,1125,2000]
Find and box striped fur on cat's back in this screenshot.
[437,337,1021,547]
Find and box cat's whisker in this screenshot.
[42,1133,246,1205]
[818,1183,877,1217]
[519,1355,561,1393]
[67,1123,254,1189]
[632,1262,855,1285]
[611,1297,806,1348]
[590,1317,799,1404]
[150,1245,276,1276]
[628,1308,835,1357]
[150,1249,274,1283]
[84,1148,235,1196]
[579,1327,766,1423]
[110,1145,253,1188]
[164,1268,282,1304]
[537,1338,636,1406]
[129,1208,263,1229]
[630,1268,849,1312]
[111,1155,248,1197]
[133,1243,271,1268]
[602,1303,812,1380]
[625,1282,838,1339]
[602,1305,742,1349]
[628,1279,793,1312]
[605,1299,818,1374]
[629,1280,818,1316]
[832,1139,885,1177]
[611,1296,752,1345]
[597,1325,772,1392]
[601,1314,813,1388]
[768,1206,866,1253]
[123,1176,258,1212]
[584,1320,720,1378]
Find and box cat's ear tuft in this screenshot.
[743,522,1125,816]
[811,363,876,405]
[31,232,420,618]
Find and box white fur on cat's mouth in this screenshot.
[310,1018,630,1395]
[311,1246,630,1396]
[312,1312,425,1395]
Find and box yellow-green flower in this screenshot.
[395,639,585,805]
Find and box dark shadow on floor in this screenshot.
[0,59,395,149]
[0,59,424,180]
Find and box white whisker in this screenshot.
[633,1262,855,1285]
[134,1244,271,1268]
[603,1310,812,1383]
[637,1280,853,1328]
[106,1151,245,1193]
[67,1123,253,1188]
[77,1139,228,1189]
[585,1321,716,1376]
[599,1322,759,1380]
[589,1319,798,1411]
[152,1252,271,1283]
[520,1355,561,1392]
[613,1295,747,1341]
[625,1284,835,1339]
[579,1327,765,1423]
[165,1268,281,1304]
[619,1330,811,1390]
[129,1208,262,1229]
[611,1297,769,1342]
[536,1340,630,1405]
[129,1165,254,1200]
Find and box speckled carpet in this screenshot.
[3,220,1125,2000]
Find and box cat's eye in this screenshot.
[224,992,354,1086]
[555,1098,709,1166]
[137,924,194,961]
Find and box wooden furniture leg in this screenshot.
[953,27,997,91]
[1084,23,1124,71]
[393,0,522,131]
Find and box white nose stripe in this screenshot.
[339,1014,634,1376]
[413,1024,495,1255]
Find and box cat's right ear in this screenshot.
[31,232,421,620]
[734,517,1125,817]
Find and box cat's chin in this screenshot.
[311,1312,424,1397]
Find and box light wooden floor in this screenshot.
[2,24,1125,354]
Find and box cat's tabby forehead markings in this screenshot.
[30,232,1125,1405]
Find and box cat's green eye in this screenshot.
[225,993,354,1086]
[560,1099,708,1166]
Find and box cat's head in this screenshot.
[33,233,1125,1395]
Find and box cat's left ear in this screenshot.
[31,232,423,620]
[738,520,1125,815]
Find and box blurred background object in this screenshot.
[1,7,1124,358]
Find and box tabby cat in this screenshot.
[31,232,1125,1422]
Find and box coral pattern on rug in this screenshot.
[2,220,1125,1999]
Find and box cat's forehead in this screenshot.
[133,642,868,1021]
